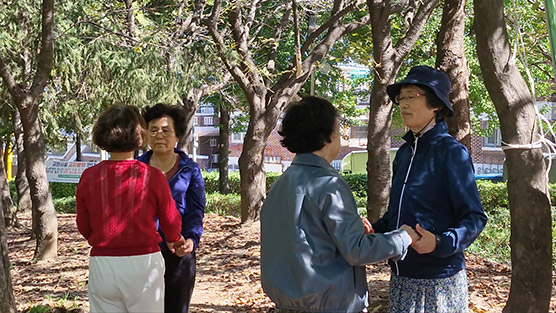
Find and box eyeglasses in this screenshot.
[394,93,426,104]
[148,128,175,137]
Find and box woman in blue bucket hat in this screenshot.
[371,66,487,313]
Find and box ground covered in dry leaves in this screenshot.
[7,213,556,313]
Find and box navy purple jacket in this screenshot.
[373,121,487,279]
[137,148,206,252]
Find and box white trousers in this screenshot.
[88,252,165,313]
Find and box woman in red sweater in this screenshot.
[76,105,185,312]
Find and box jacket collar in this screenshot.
[402,120,448,144]
[137,148,193,168]
[292,153,335,171]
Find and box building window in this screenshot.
[210,138,217,147]
[193,117,198,126]
[484,129,502,147]
[231,132,246,143]
[264,156,282,163]
[200,106,215,114]
[204,116,213,126]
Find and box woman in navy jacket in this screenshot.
[137,103,206,313]
[372,66,487,313]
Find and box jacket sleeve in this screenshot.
[182,165,206,250]
[75,173,92,239]
[321,178,411,266]
[433,144,487,258]
[154,169,183,243]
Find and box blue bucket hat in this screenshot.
[386,65,453,113]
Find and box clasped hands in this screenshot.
[361,217,436,254]
[166,236,194,257]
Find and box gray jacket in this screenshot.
[260,153,411,313]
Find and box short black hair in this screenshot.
[279,96,338,153]
[142,103,187,139]
[420,85,452,122]
[93,105,146,152]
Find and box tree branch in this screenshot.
[207,0,250,91]
[30,0,55,99]
[0,55,23,102]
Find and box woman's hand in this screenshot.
[174,238,194,257]
[167,236,186,255]
[412,223,437,254]
[400,224,420,244]
[361,217,375,234]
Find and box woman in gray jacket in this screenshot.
[260,96,419,313]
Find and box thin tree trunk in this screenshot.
[75,134,82,161]
[13,110,32,214]
[365,0,440,222]
[238,95,268,223]
[0,170,16,312]
[474,1,552,311]
[20,97,58,261]
[218,105,230,194]
[436,0,471,150]
[178,96,197,154]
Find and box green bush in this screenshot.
[201,171,367,198]
[53,196,76,214]
[342,173,367,198]
[50,182,77,200]
[205,192,241,217]
[202,171,241,194]
[475,180,508,209]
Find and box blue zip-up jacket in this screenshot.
[261,153,412,312]
[373,121,487,279]
[137,148,206,252]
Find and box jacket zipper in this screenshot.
[394,136,419,276]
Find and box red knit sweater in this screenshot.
[76,160,181,256]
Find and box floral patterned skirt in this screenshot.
[389,270,468,313]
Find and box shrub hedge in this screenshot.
[7,174,556,265]
[8,174,556,219]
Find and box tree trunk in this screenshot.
[366,0,440,222]
[0,172,16,313]
[238,98,268,223]
[435,0,471,150]
[366,82,396,222]
[474,1,552,311]
[0,0,57,261]
[178,96,197,154]
[20,97,58,261]
[218,106,230,194]
[75,134,82,161]
[0,140,15,229]
[13,110,32,214]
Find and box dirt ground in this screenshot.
[7,213,556,313]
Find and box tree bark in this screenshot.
[75,134,82,161]
[13,110,32,214]
[0,0,57,261]
[435,0,471,150]
[20,97,58,261]
[178,95,197,154]
[366,0,440,222]
[0,168,16,312]
[218,105,230,194]
[474,1,552,311]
